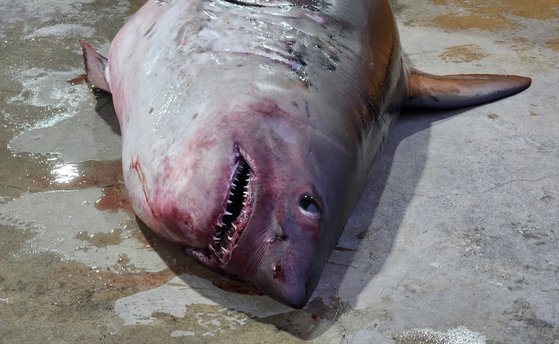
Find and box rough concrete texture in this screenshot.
[0,0,557,343]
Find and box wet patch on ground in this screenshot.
[0,229,306,343]
[1,0,558,342]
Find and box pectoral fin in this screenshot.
[80,40,111,93]
[406,67,531,109]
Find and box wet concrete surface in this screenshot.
[0,0,558,343]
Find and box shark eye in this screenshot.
[298,194,322,221]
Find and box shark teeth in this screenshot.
[209,156,252,265]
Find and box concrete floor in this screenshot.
[1,0,558,343]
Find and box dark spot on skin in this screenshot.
[530,112,539,117]
[222,0,265,7]
[175,25,187,45]
[286,40,307,67]
[291,101,299,108]
[356,230,368,240]
[273,263,284,281]
[320,61,336,71]
[488,113,498,119]
[327,49,339,63]
[144,22,156,37]
[311,313,319,320]
[192,112,198,119]
[148,107,154,114]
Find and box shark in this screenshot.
[80,0,530,308]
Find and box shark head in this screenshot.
[168,99,359,308]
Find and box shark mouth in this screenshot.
[209,154,253,266]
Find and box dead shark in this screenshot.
[80,0,530,308]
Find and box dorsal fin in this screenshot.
[405,67,531,109]
[80,40,111,93]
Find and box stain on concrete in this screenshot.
[510,220,551,243]
[439,44,487,63]
[504,299,559,343]
[96,184,132,212]
[76,228,125,248]
[539,190,554,203]
[546,38,559,51]
[432,11,514,33]
[427,0,559,32]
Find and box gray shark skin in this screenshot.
[80,0,530,308]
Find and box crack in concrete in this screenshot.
[333,305,349,344]
[388,172,559,200]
